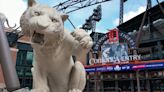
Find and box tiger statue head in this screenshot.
[20,0,68,48]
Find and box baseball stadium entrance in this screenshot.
[84,2,164,92]
[85,63,164,92]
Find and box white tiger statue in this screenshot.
[20,0,93,92]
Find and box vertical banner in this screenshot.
[108,28,119,44]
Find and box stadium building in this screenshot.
[84,2,164,92]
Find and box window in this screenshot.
[15,42,33,89]
[16,67,24,77]
[25,68,32,77]
[16,50,27,66]
[25,51,33,66]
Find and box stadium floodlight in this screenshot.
[81,5,102,31]
[82,18,92,30]
[92,5,102,21]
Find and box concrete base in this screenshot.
[12,88,30,92]
[0,88,30,92]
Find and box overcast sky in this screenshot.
[0,0,163,33]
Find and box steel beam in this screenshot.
[53,0,111,14]
[0,21,20,91]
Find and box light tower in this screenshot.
[81,5,102,45]
[119,0,127,25]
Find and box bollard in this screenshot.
[0,21,20,91]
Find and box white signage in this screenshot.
[89,54,141,65]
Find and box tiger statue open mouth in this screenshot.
[32,31,44,45]
[20,0,93,92]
